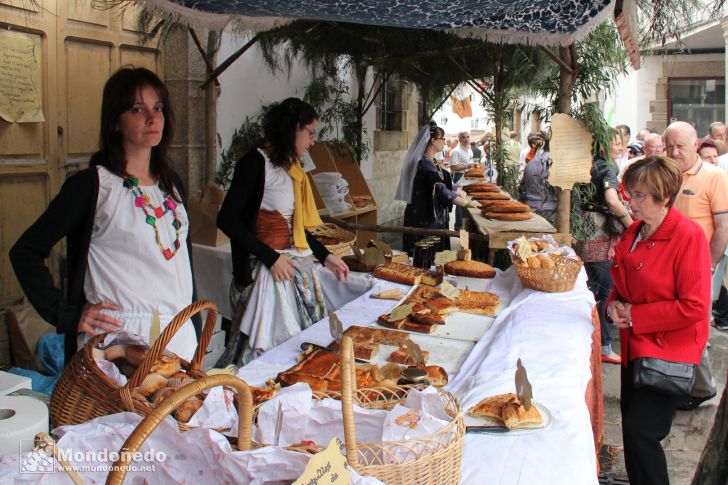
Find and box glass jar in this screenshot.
[398,367,430,386]
[413,241,429,269]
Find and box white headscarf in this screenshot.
[395,124,432,204]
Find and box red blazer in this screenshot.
[608,207,710,365]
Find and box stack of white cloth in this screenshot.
[312,172,352,213]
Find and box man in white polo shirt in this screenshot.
[450,131,476,230]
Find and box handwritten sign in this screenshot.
[548,113,592,189]
[388,303,413,322]
[434,250,457,266]
[459,229,469,251]
[439,280,460,301]
[0,30,44,123]
[293,437,351,485]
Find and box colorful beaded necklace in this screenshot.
[123,176,181,260]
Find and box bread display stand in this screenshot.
[308,143,378,247]
[466,207,572,265]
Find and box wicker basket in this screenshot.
[107,336,464,485]
[515,254,583,293]
[107,375,253,485]
[50,300,218,431]
[309,223,357,257]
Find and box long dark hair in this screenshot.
[91,67,179,200]
[262,97,317,170]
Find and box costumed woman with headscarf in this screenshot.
[216,98,349,366]
[396,122,481,254]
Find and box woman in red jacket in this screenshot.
[607,156,711,485]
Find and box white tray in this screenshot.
[372,282,505,342]
[359,332,475,375]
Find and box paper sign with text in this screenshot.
[0,30,44,123]
[548,113,592,189]
[293,437,351,485]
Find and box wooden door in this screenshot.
[0,1,161,306]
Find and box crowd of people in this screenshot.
[397,118,727,485]
[7,66,724,485]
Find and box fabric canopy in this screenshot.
[140,0,618,45]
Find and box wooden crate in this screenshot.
[308,143,378,246]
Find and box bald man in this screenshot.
[665,121,728,408]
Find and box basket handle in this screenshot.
[106,374,253,485]
[126,300,218,392]
[340,335,359,467]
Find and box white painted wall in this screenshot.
[217,32,310,158]
[216,30,375,177]
[603,56,663,137]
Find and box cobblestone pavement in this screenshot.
[599,327,728,484]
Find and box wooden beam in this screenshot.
[362,71,392,116]
[322,215,488,242]
[188,28,219,87]
[201,34,261,89]
[428,84,458,119]
[539,46,574,74]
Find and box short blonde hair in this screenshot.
[622,156,682,207]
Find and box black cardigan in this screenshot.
[9,167,200,363]
[217,148,330,287]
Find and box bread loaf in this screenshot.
[174,397,203,423]
[372,262,443,286]
[342,255,376,273]
[502,397,543,429]
[425,365,449,387]
[464,183,499,193]
[472,192,511,201]
[483,211,533,221]
[444,260,496,278]
[482,202,531,213]
[125,345,148,367]
[139,373,168,397]
[150,354,181,378]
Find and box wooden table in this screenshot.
[466,207,572,264]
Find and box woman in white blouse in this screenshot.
[11,67,198,363]
[216,98,349,366]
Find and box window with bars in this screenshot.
[668,77,725,137]
[376,74,404,131]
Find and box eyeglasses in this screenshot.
[433,137,445,141]
[627,191,649,202]
[302,126,316,139]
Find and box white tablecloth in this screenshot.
[191,243,374,319]
[238,268,598,484]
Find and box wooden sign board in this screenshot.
[293,437,351,485]
[548,113,592,190]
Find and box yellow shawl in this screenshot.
[288,158,323,251]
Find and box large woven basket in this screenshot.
[515,254,583,293]
[107,336,464,485]
[309,223,357,257]
[50,300,218,431]
[106,374,253,485]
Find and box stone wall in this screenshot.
[368,83,420,247]
[163,28,213,195]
